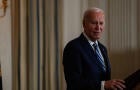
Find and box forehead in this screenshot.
[88,11,104,20]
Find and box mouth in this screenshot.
[93,32,100,34]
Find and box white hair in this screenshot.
[83,7,104,23]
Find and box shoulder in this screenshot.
[64,37,81,51]
[64,34,87,49]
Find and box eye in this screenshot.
[90,21,97,24]
[100,22,104,25]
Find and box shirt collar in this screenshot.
[83,32,98,46]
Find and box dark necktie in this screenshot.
[93,43,106,71]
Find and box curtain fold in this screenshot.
[11,0,20,89]
[12,0,63,90]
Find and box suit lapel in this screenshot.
[79,34,108,72]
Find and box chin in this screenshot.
[90,35,100,41]
[93,36,100,40]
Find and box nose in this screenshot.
[96,23,100,30]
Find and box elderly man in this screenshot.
[63,7,126,90]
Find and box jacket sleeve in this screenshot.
[63,42,101,90]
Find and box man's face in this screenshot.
[83,12,105,41]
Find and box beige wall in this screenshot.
[63,0,83,47]
[0,0,12,90]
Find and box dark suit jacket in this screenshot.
[63,33,111,90]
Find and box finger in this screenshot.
[115,79,125,83]
[111,85,117,90]
[114,84,123,90]
[115,81,126,88]
[116,82,126,88]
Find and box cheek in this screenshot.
[100,26,104,31]
[89,25,96,30]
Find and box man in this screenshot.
[63,7,126,90]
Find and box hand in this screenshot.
[104,79,126,90]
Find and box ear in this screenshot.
[83,20,87,28]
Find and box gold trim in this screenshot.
[0,0,8,17]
